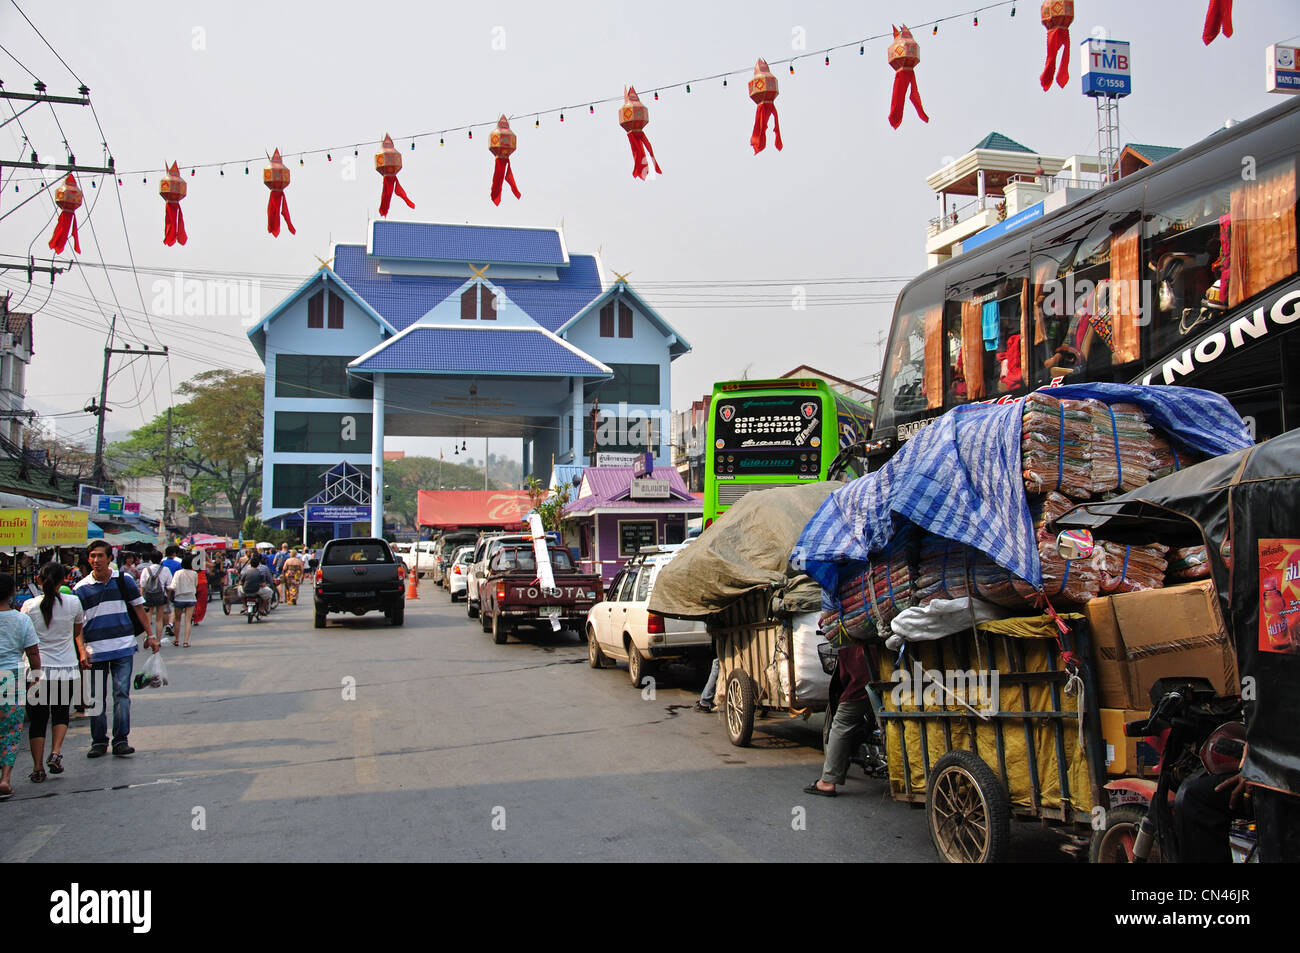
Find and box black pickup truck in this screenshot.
[314,537,406,628]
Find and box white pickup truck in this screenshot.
[393,541,439,578]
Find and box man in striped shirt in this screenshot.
[76,539,160,758]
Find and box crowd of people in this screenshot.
[0,540,315,800]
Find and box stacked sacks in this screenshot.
[829,544,916,637]
[1031,491,1076,532]
[1167,545,1211,581]
[1094,540,1169,594]
[1085,400,1154,495]
[970,537,1100,607]
[1148,432,1202,481]
[1022,392,1093,497]
[914,535,973,605]
[827,561,877,639]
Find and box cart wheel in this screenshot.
[1089,804,1161,864]
[222,598,230,616]
[926,750,1010,863]
[725,669,756,747]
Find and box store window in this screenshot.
[618,521,657,558]
[583,363,660,405]
[275,355,373,399]
[274,412,373,453]
[307,291,324,328]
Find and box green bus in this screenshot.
[704,378,873,527]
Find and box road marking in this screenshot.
[4,824,61,863]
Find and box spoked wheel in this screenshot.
[222,598,231,616]
[1089,804,1161,863]
[724,669,756,747]
[925,750,1010,863]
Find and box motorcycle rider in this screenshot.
[240,554,274,615]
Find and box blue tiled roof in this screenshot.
[332,243,604,334]
[351,327,610,376]
[371,221,567,266]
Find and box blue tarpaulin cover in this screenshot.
[792,384,1253,590]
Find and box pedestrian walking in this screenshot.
[168,554,199,648]
[139,552,172,642]
[0,572,40,799]
[22,562,87,783]
[75,539,159,759]
[193,556,209,625]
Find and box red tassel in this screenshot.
[378,175,416,217]
[1040,26,1070,90]
[267,192,296,236]
[888,69,928,129]
[751,102,783,154]
[1203,0,1233,45]
[626,130,662,179]
[48,210,81,255]
[490,157,521,206]
[164,203,187,247]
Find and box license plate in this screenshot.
[538,608,560,618]
[348,591,376,598]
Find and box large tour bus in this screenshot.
[704,378,872,526]
[868,95,1300,468]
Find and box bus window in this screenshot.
[1030,209,1143,386]
[942,277,1030,403]
[885,304,940,414]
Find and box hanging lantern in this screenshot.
[886,25,929,129]
[159,161,188,247]
[47,174,82,255]
[375,134,415,217]
[1202,0,1233,45]
[618,87,662,180]
[748,58,783,154]
[488,115,521,205]
[263,148,296,237]
[1039,1,1074,90]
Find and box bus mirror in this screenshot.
[1054,529,1094,561]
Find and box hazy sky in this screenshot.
[2,0,1297,459]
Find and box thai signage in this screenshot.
[36,509,90,546]
[0,509,32,547]
[629,479,670,500]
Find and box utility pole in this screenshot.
[484,436,490,489]
[90,315,169,488]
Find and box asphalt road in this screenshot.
[3,583,1079,863]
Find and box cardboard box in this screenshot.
[1086,581,1239,710]
[1099,708,1161,776]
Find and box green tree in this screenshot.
[524,476,569,532]
[108,369,265,523]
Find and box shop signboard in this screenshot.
[1267,44,1300,95]
[629,479,670,500]
[632,451,654,478]
[124,501,142,515]
[92,495,126,517]
[0,509,32,547]
[1080,38,1132,98]
[596,452,640,467]
[36,509,89,546]
[306,504,371,523]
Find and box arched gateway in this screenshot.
[247,221,691,537]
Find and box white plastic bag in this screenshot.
[140,650,168,688]
[792,611,831,704]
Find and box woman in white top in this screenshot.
[168,554,199,648]
[21,562,86,782]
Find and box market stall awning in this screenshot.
[417,490,534,530]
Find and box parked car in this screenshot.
[432,532,477,587]
[477,544,603,644]
[313,537,406,628]
[585,544,712,686]
[446,545,475,602]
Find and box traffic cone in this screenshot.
[406,569,419,600]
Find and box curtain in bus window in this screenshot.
[1109,222,1141,365]
[1032,259,1055,345]
[1229,159,1298,308]
[960,299,986,400]
[1019,279,1031,387]
[924,306,943,409]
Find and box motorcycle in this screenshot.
[1090,675,1248,863]
[243,591,262,623]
